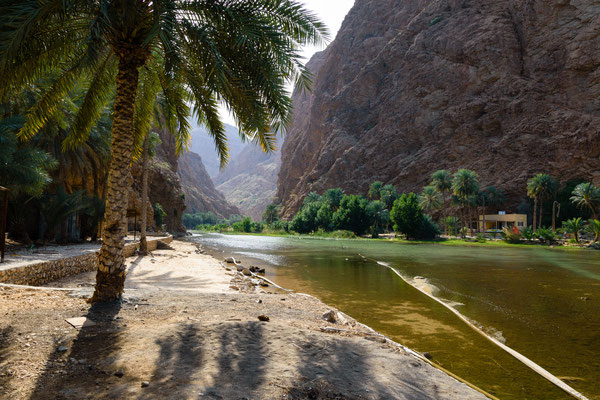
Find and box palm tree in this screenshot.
[419,186,442,213]
[430,170,452,235]
[562,217,585,244]
[570,182,600,220]
[535,174,558,228]
[451,169,479,237]
[368,181,384,200]
[0,0,327,302]
[262,204,280,225]
[380,184,399,210]
[527,175,542,233]
[587,219,600,243]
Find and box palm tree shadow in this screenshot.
[28,300,123,399]
[139,321,267,399]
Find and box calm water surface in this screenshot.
[192,234,600,400]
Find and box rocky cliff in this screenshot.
[178,151,241,218]
[277,0,600,217]
[131,127,186,233]
[214,145,280,220]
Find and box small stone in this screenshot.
[259,281,269,287]
[229,285,239,291]
[57,346,68,353]
[224,257,237,263]
[25,343,30,347]
[242,268,252,276]
[141,381,150,388]
[256,299,263,304]
[423,352,433,360]
[114,369,124,378]
[322,310,337,323]
[258,315,270,322]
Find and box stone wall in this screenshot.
[0,236,173,286]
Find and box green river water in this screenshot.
[192,233,600,400]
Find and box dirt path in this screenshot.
[1,240,489,399]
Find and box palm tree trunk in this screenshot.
[91,58,140,303]
[482,200,486,236]
[539,202,543,229]
[532,197,538,233]
[589,203,598,220]
[139,132,149,255]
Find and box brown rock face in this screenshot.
[214,145,280,220]
[132,127,186,233]
[178,151,241,218]
[277,0,600,217]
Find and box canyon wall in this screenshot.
[277,0,600,217]
[178,151,241,218]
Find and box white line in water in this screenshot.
[375,260,589,400]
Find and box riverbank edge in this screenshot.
[0,239,492,400]
[198,240,499,400]
[190,230,598,252]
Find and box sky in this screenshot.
[218,0,355,126]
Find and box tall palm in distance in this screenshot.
[527,174,558,231]
[0,0,328,302]
[430,170,452,235]
[451,169,479,237]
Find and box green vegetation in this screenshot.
[152,203,167,229]
[0,0,328,301]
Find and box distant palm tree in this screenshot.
[527,174,546,233]
[430,170,452,235]
[380,184,399,210]
[535,174,558,228]
[0,0,328,302]
[368,181,384,200]
[262,204,280,225]
[452,169,479,236]
[419,186,442,213]
[570,182,600,220]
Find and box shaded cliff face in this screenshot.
[178,151,241,218]
[277,0,600,217]
[214,145,280,220]
[131,127,186,233]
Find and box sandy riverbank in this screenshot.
[0,240,489,399]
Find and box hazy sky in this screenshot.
[218,0,355,126]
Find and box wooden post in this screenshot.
[1,187,8,263]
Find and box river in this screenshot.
[191,233,600,400]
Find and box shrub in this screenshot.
[587,219,600,242]
[251,222,264,233]
[332,195,371,235]
[521,226,535,241]
[415,214,440,240]
[331,230,356,238]
[562,217,585,244]
[501,226,521,244]
[289,201,320,233]
[315,202,334,230]
[153,203,167,229]
[476,233,487,243]
[536,227,557,244]
[390,193,423,239]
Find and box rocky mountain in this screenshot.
[131,127,187,233]
[178,151,241,218]
[277,0,600,217]
[214,145,280,220]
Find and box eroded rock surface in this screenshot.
[277,0,600,217]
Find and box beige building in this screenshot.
[478,212,527,232]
